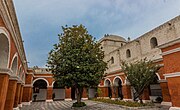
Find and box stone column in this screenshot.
[22,72,33,104]
[160,80,171,106]
[82,88,88,100]
[18,85,24,107]
[4,77,17,110]
[22,86,32,103]
[0,69,10,110]
[46,87,53,101]
[13,83,21,108]
[166,77,180,107]
[141,88,150,101]
[65,88,72,101]
[97,87,109,98]
[122,85,132,100]
[111,86,117,99]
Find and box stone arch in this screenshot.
[18,65,23,78]
[150,37,158,49]
[51,81,55,87]
[113,76,123,99]
[33,79,48,89]
[52,81,65,100]
[104,78,111,87]
[126,49,131,58]
[155,73,161,80]
[0,28,10,68]
[10,53,18,75]
[22,72,25,82]
[52,81,64,88]
[33,78,50,87]
[104,78,112,98]
[32,79,48,101]
[113,76,123,86]
[149,73,162,102]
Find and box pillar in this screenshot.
[22,72,33,104]
[167,76,180,107]
[65,88,71,100]
[0,73,9,110]
[141,88,150,100]
[111,86,116,98]
[160,81,171,105]
[13,83,21,108]
[22,86,32,103]
[122,85,132,99]
[4,79,17,110]
[18,85,24,106]
[97,87,108,97]
[82,88,88,99]
[46,87,53,101]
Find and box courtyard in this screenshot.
[20,100,170,110]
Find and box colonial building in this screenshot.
[0,0,28,110]
[98,16,180,110]
[0,0,180,110]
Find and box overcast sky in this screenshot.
[13,0,180,67]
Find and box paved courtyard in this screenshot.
[20,100,169,110]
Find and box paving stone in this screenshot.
[20,100,168,110]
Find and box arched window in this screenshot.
[150,37,158,49]
[11,56,18,75]
[126,49,131,58]
[121,43,123,47]
[0,33,9,68]
[111,57,114,64]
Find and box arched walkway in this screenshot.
[11,55,18,75]
[114,77,123,99]
[33,79,48,101]
[52,81,65,100]
[149,75,162,103]
[0,33,9,68]
[104,79,112,98]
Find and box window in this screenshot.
[150,37,158,49]
[121,43,123,47]
[111,57,114,64]
[126,49,131,58]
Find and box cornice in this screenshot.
[158,37,180,49]
[0,68,12,75]
[0,0,28,71]
[164,72,180,79]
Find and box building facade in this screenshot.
[0,0,28,110]
[98,16,180,110]
[0,0,180,110]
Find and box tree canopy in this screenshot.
[121,59,160,103]
[47,24,107,104]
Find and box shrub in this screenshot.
[72,102,86,107]
[91,98,154,107]
[97,88,102,97]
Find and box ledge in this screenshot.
[0,68,12,75]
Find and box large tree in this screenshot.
[47,25,107,106]
[121,59,160,103]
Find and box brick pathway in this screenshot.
[20,100,168,110]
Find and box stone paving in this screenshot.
[20,100,169,110]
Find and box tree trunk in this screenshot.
[139,95,143,104]
[76,87,83,103]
